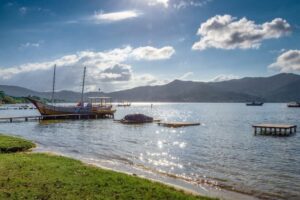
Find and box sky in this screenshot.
[0,0,300,92]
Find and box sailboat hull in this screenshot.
[27,98,116,117]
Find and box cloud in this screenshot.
[269,50,300,72]
[269,48,286,54]
[0,45,175,91]
[19,6,27,15]
[179,72,194,80]
[19,42,42,49]
[93,10,142,22]
[211,74,239,82]
[131,46,175,60]
[192,15,291,50]
[173,0,212,9]
[5,2,14,7]
[147,0,169,8]
[96,64,132,82]
[101,73,168,92]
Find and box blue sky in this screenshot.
[0,0,300,92]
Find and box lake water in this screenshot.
[0,103,299,200]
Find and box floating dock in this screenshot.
[158,122,200,128]
[252,124,297,136]
[0,113,114,123]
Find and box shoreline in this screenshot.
[33,145,258,200]
[0,134,213,200]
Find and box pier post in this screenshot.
[10,118,12,123]
[284,128,287,136]
[279,128,282,136]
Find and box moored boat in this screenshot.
[117,101,131,107]
[28,65,116,118]
[246,101,264,106]
[119,114,153,124]
[287,102,300,108]
[27,97,116,118]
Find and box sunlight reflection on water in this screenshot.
[0,103,299,200]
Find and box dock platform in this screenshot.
[158,122,200,128]
[252,124,297,136]
[0,113,114,123]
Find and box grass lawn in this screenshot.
[0,134,216,200]
[0,134,35,153]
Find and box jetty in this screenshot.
[0,106,36,110]
[252,124,297,136]
[158,122,200,128]
[0,113,114,123]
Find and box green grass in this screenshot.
[0,135,216,200]
[0,134,35,153]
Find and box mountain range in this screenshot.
[0,73,299,102]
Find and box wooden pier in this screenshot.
[252,124,297,136]
[0,113,114,123]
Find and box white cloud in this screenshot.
[96,64,132,82]
[0,45,175,91]
[269,48,286,54]
[173,0,212,9]
[93,10,142,22]
[131,46,175,60]
[101,73,169,92]
[192,15,291,50]
[211,74,239,82]
[179,72,194,80]
[19,6,27,15]
[147,0,169,8]
[20,42,42,49]
[5,2,14,7]
[269,50,300,72]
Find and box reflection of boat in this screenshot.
[246,101,264,106]
[287,102,300,108]
[117,101,131,107]
[28,65,116,118]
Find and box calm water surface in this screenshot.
[0,103,299,200]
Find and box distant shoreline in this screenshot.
[1,73,300,103]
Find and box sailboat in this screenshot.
[27,66,116,118]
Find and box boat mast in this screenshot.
[51,64,56,104]
[80,66,86,105]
